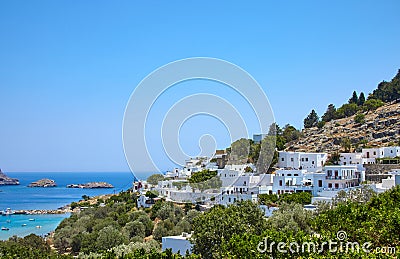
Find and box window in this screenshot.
[291,158,294,162]
[306,158,309,162]
[287,174,292,176]
[328,183,332,188]
[301,158,304,162]
[318,180,322,187]
[335,183,339,189]
[279,180,283,186]
[281,158,284,161]
[312,161,315,164]
[229,197,231,202]
[244,181,247,186]
[374,151,376,155]
[294,174,299,176]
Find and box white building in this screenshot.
[339,153,363,166]
[372,169,400,193]
[271,169,325,195]
[217,173,273,206]
[278,151,328,172]
[162,232,193,255]
[361,146,400,164]
[323,165,360,189]
[137,195,160,208]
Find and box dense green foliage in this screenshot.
[370,69,400,102]
[188,169,217,184]
[52,191,202,257]
[188,169,222,191]
[0,234,70,258]
[192,186,400,258]
[5,186,400,258]
[191,201,266,258]
[146,174,165,185]
[354,113,366,124]
[304,109,319,128]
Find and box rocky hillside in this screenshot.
[286,100,400,153]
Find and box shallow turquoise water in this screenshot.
[0,171,138,240]
[0,213,70,240]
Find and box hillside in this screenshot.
[286,100,400,153]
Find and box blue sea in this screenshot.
[0,172,136,240]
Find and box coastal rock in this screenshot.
[67,182,114,189]
[28,178,57,187]
[0,169,19,185]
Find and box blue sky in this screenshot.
[0,1,399,173]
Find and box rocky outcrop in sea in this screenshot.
[28,178,57,187]
[0,169,19,185]
[67,182,114,189]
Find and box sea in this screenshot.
[0,172,136,240]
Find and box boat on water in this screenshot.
[6,220,11,223]
[1,227,9,231]
[21,224,27,227]
[36,225,42,229]
[29,218,35,221]
[1,208,15,216]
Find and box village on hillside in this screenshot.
[135,135,400,210]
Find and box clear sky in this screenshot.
[0,1,399,173]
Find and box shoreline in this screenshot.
[0,208,72,215]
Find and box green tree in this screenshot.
[96,226,127,251]
[282,124,301,142]
[192,201,266,258]
[358,92,366,106]
[354,113,366,124]
[340,137,352,152]
[363,98,384,112]
[124,220,146,239]
[303,109,319,128]
[321,104,337,122]
[349,90,358,104]
[336,103,358,118]
[268,202,313,234]
[145,190,158,199]
[256,136,277,173]
[370,69,400,102]
[147,174,165,185]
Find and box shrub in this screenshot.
[354,113,365,124]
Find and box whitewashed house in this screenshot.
[217,173,273,206]
[372,169,400,193]
[278,151,328,172]
[137,195,160,208]
[271,169,325,196]
[323,165,360,189]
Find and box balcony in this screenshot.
[325,176,357,180]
